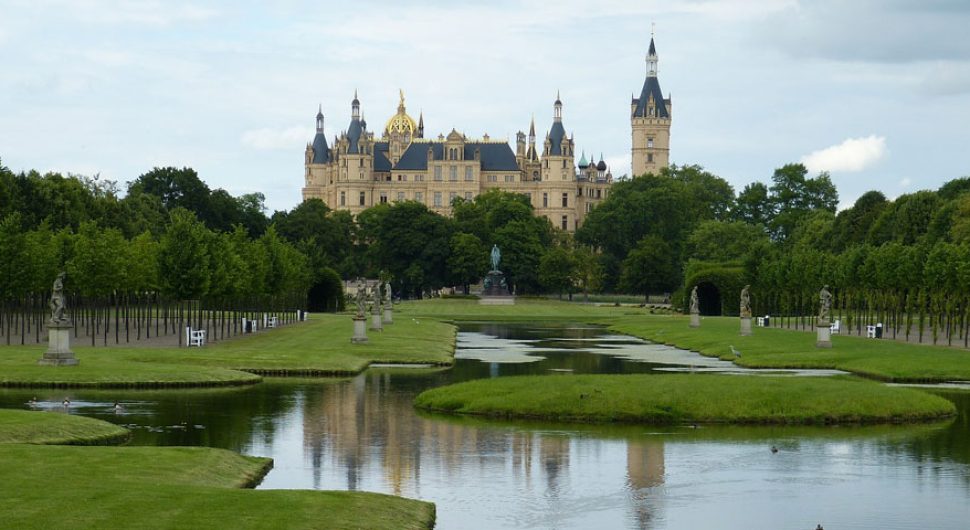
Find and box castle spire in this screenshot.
[316,104,324,133]
[351,89,360,120]
[647,31,658,77]
[553,92,562,122]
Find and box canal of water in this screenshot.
[3,322,970,529]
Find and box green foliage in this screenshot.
[493,220,545,293]
[448,232,488,293]
[686,220,768,262]
[538,245,577,298]
[158,209,212,300]
[768,163,838,241]
[684,263,746,315]
[619,235,679,299]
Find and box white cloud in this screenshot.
[899,177,912,188]
[800,135,887,173]
[241,126,313,151]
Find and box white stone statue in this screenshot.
[49,272,68,324]
[354,278,367,318]
[740,284,751,318]
[689,286,699,315]
[819,285,832,323]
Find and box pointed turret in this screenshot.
[548,94,566,155]
[347,91,363,154]
[311,104,330,164]
[578,151,588,169]
[417,111,424,138]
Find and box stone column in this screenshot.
[816,320,832,348]
[739,316,752,336]
[38,322,79,366]
[352,316,368,344]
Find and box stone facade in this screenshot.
[302,38,671,231]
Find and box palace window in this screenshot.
[596,189,601,199]
[524,192,532,203]
[359,191,366,206]
[397,192,405,201]
[449,166,458,181]
[433,192,442,207]
[434,166,442,181]
[586,203,591,213]
[647,137,654,148]
[562,160,567,169]
[449,191,457,205]
[340,191,346,206]
[487,174,497,182]
[505,175,515,182]
[465,192,473,201]
[647,153,654,163]
[542,193,548,208]
[561,215,568,230]
[415,174,424,182]
[562,193,568,208]
[415,191,423,203]
[379,192,388,204]
[465,167,473,181]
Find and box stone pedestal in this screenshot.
[38,323,79,366]
[740,316,752,336]
[371,312,383,331]
[479,270,515,305]
[690,313,700,328]
[383,307,393,324]
[352,317,368,344]
[816,322,832,348]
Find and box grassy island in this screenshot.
[414,374,956,425]
[0,408,129,445]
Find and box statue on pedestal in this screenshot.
[490,244,501,272]
[740,285,752,318]
[49,272,68,324]
[354,278,367,319]
[818,285,832,324]
[689,286,699,315]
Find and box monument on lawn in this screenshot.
[816,284,833,348]
[370,282,383,331]
[739,284,753,336]
[480,244,514,305]
[351,277,368,343]
[382,279,393,324]
[39,272,78,366]
[689,286,700,328]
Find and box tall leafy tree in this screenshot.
[158,208,211,300]
[619,235,679,301]
[448,233,488,294]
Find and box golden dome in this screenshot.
[384,89,417,138]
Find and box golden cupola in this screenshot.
[384,89,418,141]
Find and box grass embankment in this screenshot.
[0,408,129,445]
[131,313,456,375]
[0,444,435,530]
[610,315,970,383]
[399,297,638,321]
[415,374,956,425]
[0,313,455,386]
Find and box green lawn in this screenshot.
[414,373,956,425]
[610,314,970,382]
[0,408,129,445]
[398,297,639,321]
[0,444,435,530]
[0,313,455,387]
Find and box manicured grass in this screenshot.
[0,313,455,387]
[129,313,456,375]
[399,297,639,321]
[414,373,956,425]
[0,350,261,388]
[0,409,129,445]
[0,444,435,530]
[610,314,970,383]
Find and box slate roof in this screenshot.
[548,121,566,155]
[394,141,519,171]
[632,76,669,118]
[648,37,656,56]
[311,132,330,164]
[346,118,363,154]
[374,142,391,172]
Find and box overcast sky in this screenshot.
[1,0,968,213]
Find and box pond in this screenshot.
[4,323,970,529]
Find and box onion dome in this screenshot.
[596,153,607,171]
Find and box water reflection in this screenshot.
[2,323,970,529]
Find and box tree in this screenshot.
[830,191,888,250]
[686,220,769,262]
[768,163,838,241]
[128,167,211,216]
[734,182,773,226]
[572,246,604,302]
[158,208,211,300]
[539,245,577,299]
[619,235,679,301]
[448,233,488,294]
[493,220,545,294]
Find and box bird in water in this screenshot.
[113,402,124,413]
[730,345,741,358]
[62,398,71,407]
[28,397,37,408]
[771,446,779,454]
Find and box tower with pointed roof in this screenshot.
[631,32,672,177]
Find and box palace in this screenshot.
[302,36,671,231]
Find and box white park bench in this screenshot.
[186,327,206,347]
[830,320,841,334]
[866,323,883,339]
[266,316,279,328]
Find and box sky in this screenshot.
[1,0,968,213]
